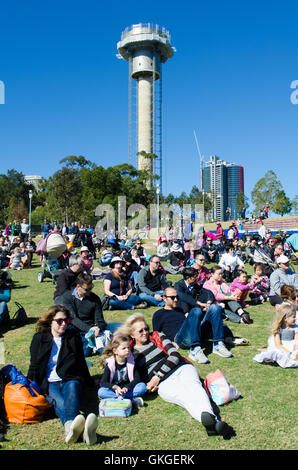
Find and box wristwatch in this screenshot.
[153,371,164,379]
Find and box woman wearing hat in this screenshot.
[164,242,185,274]
[80,246,93,274]
[104,257,147,310]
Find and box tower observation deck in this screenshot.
[117,23,175,191]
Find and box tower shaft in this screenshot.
[117,23,175,191]
[137,77,152,172]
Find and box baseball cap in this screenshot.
[276,255,289,264]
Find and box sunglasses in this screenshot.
[137,327,149,334]
[80,285,93,292]
[165,295,179,300]
[53,318,70,326]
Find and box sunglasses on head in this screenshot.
[53,318,70,326]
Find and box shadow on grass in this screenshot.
[0,317,38,337]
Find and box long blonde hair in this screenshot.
[272,304,297,335]
[113,313,148,338]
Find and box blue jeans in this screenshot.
[130,271,139,288]
[109,294,143,310]
[0,302,9,327]
[48,380,82,425]
[174,304,224,349]
[98,382,147,399]
[139,290,165,307]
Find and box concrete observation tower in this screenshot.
[117,23,175,191]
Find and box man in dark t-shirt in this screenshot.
[152,285,232,364]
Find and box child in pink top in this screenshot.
[203,266,252,324]
[230,271,255,307]
[249,263,270,304]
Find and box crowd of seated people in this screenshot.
[0,216,297,447]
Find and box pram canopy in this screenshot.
[286,233,298,252]
[36,231,67,259]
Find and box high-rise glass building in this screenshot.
[202,156,244,221]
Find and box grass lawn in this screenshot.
[0,252,297,451]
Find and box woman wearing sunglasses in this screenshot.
[27,304,98,445]
[114,313,232,438]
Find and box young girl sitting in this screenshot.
[98,334,147,407]
[8,247,22,270]
[279,285,298,323]
[280,284,297,306]
[230,270,254,307]
[249,263,270,304]
[253,304,298,368]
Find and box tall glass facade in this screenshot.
[202,156,244,221]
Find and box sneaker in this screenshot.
[83,413,98,445]
[65,414,85,443]
[240,313,252,324]
[213,341,233,358]
[188,347,210,364]
[132,397,144,408]
[137,302,148,309]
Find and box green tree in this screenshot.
[251,170,283,213]
[236,192,249,214]
[47,167,82,225]
[59,155,96,169]
[272,190,292,216]
[291,195,298,215]
[0,169,34,224]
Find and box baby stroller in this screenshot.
[284,233,298,264]
[36,231,67,283]
[72,230,96,258]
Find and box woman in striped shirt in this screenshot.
[115,313,231,438]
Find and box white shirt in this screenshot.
[219,252,244,272]
[47,337,62,382]
[21,223,29,234]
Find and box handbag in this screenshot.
[204,369,240,406]
[12,302,28,328]
[2,364,51,424]
[100,294,110,311]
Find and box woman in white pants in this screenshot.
[116,313,231,437]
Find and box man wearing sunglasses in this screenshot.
[201,237,219,264]
[153,271,232,364]
[55,272,107,356]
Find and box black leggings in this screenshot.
[222,300,245,323]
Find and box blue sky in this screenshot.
[0,0,297,211]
